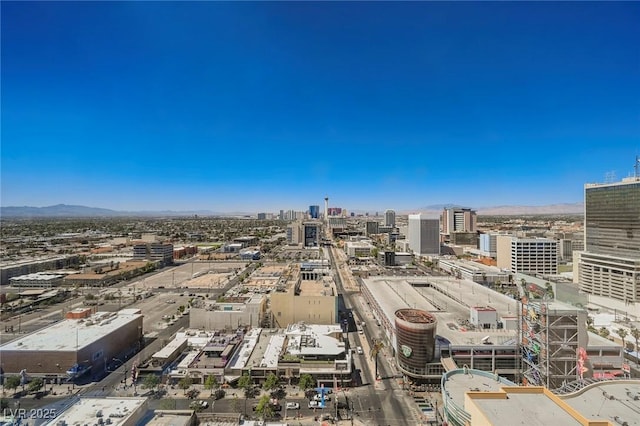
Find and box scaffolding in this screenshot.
[520,298,587,389]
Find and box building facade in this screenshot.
[309,205,320,219]
[408,214,440,255]
[579,178,640,307]
[508,238,558,276]
[384,209,396,227]
[441,207,477,235]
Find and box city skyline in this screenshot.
[2,2,639,212]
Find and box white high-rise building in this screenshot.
[408,214,440,255]
[384,209,396,227]
[510,238,558,275]
[579,177,640,311]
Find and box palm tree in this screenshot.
[370,339,385,380]
[630,327,640,365]
[616,328,628,349]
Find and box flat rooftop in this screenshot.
[562,381,640,425]
[1,309,142,352]
[44,397,147,426]
[298,279,335,297]
[444,369,515,409]
[471,390,582,426]
[363,277,517,346]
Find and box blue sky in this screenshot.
[2,2,639,213]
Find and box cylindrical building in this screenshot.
[395,308,437,377]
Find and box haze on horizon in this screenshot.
[1,2,639,213]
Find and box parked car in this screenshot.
[308,400,321,409]
[286,402,300,410]
[313,394,331,401]
[356,346,364,355]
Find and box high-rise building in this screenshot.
[365,221,379,236]
[441,207,477,235]
[384,209,396,227]
[309,205,320,219]
[579,177,640,307]
[408,214,440,255]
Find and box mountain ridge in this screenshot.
[1,202,584,218]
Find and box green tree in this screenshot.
[178,375,193,395]
[4,376,21,395]
[630,327,640,365]
[178,305,186,314]
[264,373,279,391]
[237,373,253,416]
[142,374,160,392]
[298,373,314,390]
[204,375,219,396]
[254,394,274,420]
[27,377,44,394]
[616,328,628,347]
[599,327,610,338]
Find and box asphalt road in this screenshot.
[327,246,413,426]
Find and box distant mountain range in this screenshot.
[406,203,584,216]
[1,202,584,218]
[0,204,247,218]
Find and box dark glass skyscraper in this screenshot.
[579,178,640,305]
[309,205,320,219]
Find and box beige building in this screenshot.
[189,294,267,330]
[495,235,513,270]
[270,264,338,327]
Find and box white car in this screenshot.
[314,394,331,401]
[286,402,300,410]
[356,346,364,355]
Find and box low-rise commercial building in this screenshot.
[189,294,266,330]
[0,308,143,380]
[9,272,64,288]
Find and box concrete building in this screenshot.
[303,221,322,247]
[441,367,640,426]
[479,233,499,258]
[44,397,149,426]
[579,177,640,311]
[270,264,338,327]
[438,258,510,286]
[395,309,438,377]
[384,209,396,227]
[1,255,81,285]
[441,207,477,237]
[132,242,173,266]
[365,221,379,236]
[408,214,440,255]
[286,222,302,245]
[361,276,520,381]
[0,308,143,379]
[226,323,352,388]
[497,236,558,276]
[9,272,64,288]
[344,241,375,258]
[189,294,266,330]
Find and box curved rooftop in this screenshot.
[395,308,436,324]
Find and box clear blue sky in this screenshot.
[2,2,639,213]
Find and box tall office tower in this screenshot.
[365,221,379,236]
[579,176,640,309]
[384,209,396,227]
[408,214,440,255]
[324,197,329,222]
[309,205,320,219]
[441,207,477,234]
